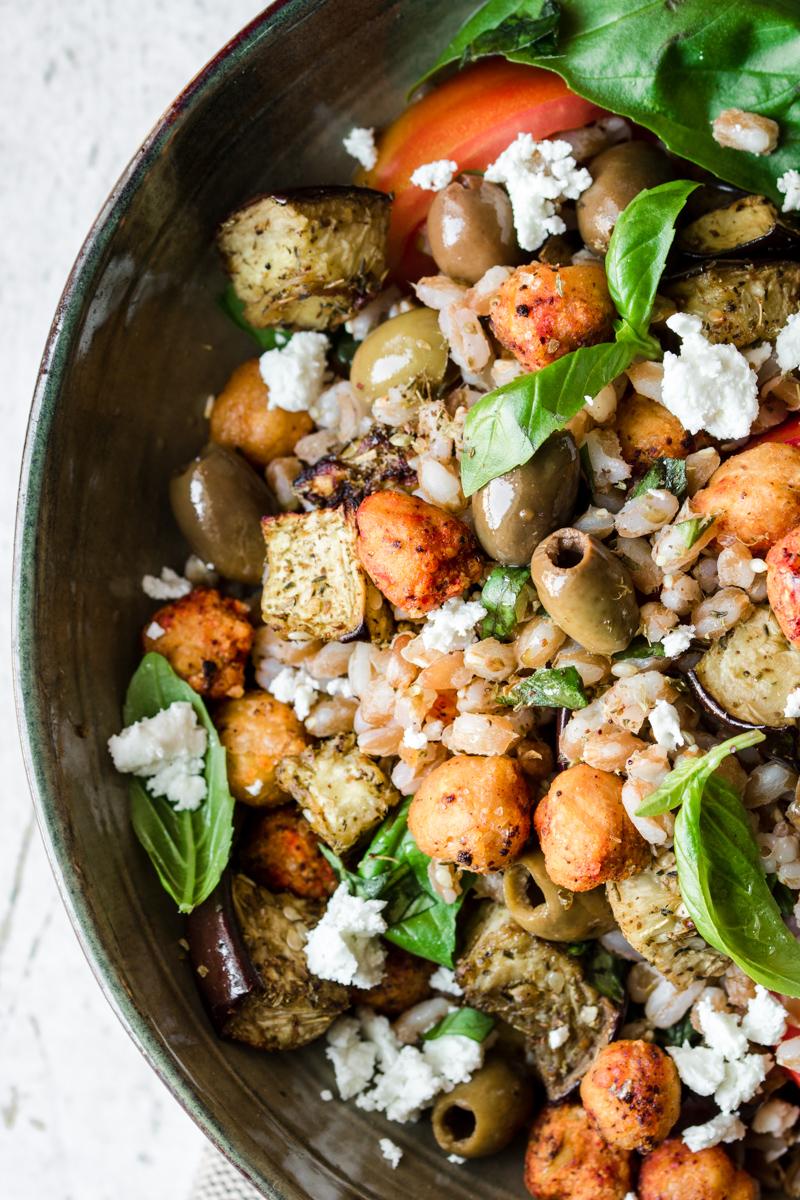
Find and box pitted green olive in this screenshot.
[170,444,275,585]
[577,142,675,255]
[349,307,448,402]
[472,432,580,565]
[427,175,520,284]
[431,1057,535,1158]
[531,527,639,655]
[503,851,615,941]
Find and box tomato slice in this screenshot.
[359,58,605,282]
[751,415,800,448]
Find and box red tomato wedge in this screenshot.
[359,59,605,282]
[780,1025,800,1087]
[752,415,800,448]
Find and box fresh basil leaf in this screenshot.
[423,1007,495,1043]
[675,514,716,551]
[415,0,560,90]
[480,566,533,640]
[632,458,688,502]
[501,665,588,710]
[584,943,626,1005]
[123,653,234,913]
[769,874,796,917]
[331,328,360,372]
[318,843,392,901]
[606,181,698,343]
[654,1014,700,1049]
[612,637,666,663]
[637,730,765,819]
[675,775,800,998]
[563,940,590,957]
[218,284,292,351]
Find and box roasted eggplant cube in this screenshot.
[293,429,416,510]
[217,186,391,331]
[607,849,729,989]
[664,261,800,348]
[456,903,619,1101]
[275,733,399,855]
[260,506,367,641]
[677,194,800,259]
[694,604,800,728]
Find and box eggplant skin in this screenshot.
[695,605,800,728]
[217,186,390,330]
[677,194,800,258]
[664,261,800,347]
[293,428,416,510]
[455,903,619,1101]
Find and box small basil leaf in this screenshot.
[123,653,234,913]
[654,1015,700,1048]
[479,566,533,640]
[675,514,715,551]
[218,284,292,351]
[613,637,666,663]
[637,730,766,819]
[632,458,688,501]
[584,944,626,1006]
[501,666,588,710]
[423,1007,495,1043]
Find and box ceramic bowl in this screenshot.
[13,2,532,1196]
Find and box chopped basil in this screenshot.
[655,1015,700,1049]
[479,566,534,640]
[501,666,588,710]
[414,0,559,90]
[632,458,688,501]
[423,1007,495,1043]
[613,637,666,662]
[218,284,292,351]
[675,514,715,550]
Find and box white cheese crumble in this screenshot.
[682,1110,745,1153]
[108,701,207,812]
[661,624,695,657]
[420,597,487,654]
[752,1097,800,1135]
[741,985,788,1045]
[326,1016,379,1099]
[402,727,428,750]
[343,126,377,171]
[259,332,329,417]
[319,1089,333,1102]
[714,1053,770,1113]
[580,1005,599,1026]
[429,966,463,997]
[244,780,263,797]
[448,1154,466,1165]
[267,665,353,722]
[548,1025,570,1051]
[142,566,192,600]
[668,1043,726,1096]
[649,699,685,752]
[145,620,166,640]
[305,884,387,988]
[696,996,749,1061]
[776,311,800,373]
[785,688,800,720]
[485,134,591,251]
[410,159,458,191]
[778,169,800,213]
[661,313,759,439]
[379,1138,403,1169]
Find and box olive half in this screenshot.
[427,175,520,283]
[577,142,675,255]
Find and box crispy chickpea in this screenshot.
[534,764,650,892]
[767,525,800,645]
[408,754,531,873]
[210,358,313,468]
[524,1103,632,1200]
[490,262,615,373]
[639,1139,758,1200]
[580,1040,680,1152]
[356,491,483,617]
[215,693,310,804]
[238,806,336,898]
[692,442,800,553]
[143,588,253,699]
[615,393,692,471]
[352,943,434,1015]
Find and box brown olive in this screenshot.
[503,850,615,941]
[472,431,580,565]
[170,444,275,585]
[577,142,675,255]
[531,528,639,655]
[431,1057,535,1158]
[427,175,520,284]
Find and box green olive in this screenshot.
[531,527,639,655]
[577,142,675,255]
[427,175,520,284]
[349,307,448,402]
[169,444,275,585]
[472,432,580,565]
[431,1057,535,1158]
[503,851,615,941]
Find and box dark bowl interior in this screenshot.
[13,2,534,1196]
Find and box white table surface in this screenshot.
[1,4,266,1196]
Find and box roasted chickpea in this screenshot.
[352,943,434,1015]
[490,262,615,373]
[209,359,313,467]
[767,525,800,645]
[577,142,675,255]
[427,175,519,283]
[639,1138,758,1200]
[142,588,253,699]
[409,754,531,874]
[534,764,650,892]
[238,806,337,898]
[615,393,693,471]
[692,442,800,552]
[524,1103,633,1200]
[356,490,483,617]
[580,1040,680,1152]
[431,1056,534,1157]
[215,693,310,804]
[350,307,448,402]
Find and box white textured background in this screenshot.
[1,3,264,1196]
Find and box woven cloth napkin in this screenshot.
[189,1143,265,1200]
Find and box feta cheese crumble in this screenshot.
[714,1053,770,1113]
[145,620,166,640]
[402,727,428,750]
[267,664,353,722]
[142,566,192,600]
[668,1043,726,1096]
[429,966,463,997]
[548,1025,570,1051]
[319,1089,334,1102]
[379,1138,403,1169]
[108,701,207,812]
[343,126,377,171]
[661,624,695,657]
[776,311,800,373]
[420,597,487,654]
[649,699,685,752]
[661,313,759,439]
[259,332,329,417]
[484,134,591,252]
[682,1110,745,1153]
[696,996,749,1061]
[305,884,387,988]
[741,985,788,1045]
[785,688,800,720]
[410,159,458,192]
[448,1154,466,1164]
[778,169,800,213]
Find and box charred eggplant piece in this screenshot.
[293,428,416,509]
[217,186,390,331]
[456,903,619,1100]
[664,260,800,347]
[686,670,800,763]
[187,872,347,1050]
[677,194,800,259]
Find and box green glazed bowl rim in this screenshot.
[12,4,315,1195]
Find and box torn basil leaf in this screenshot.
[613,637,666,662]
[480,566,534,640]
[423,1007,495,1043]
[632,458,688,501]
[219,284,292,351]
[501,666,588,710]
